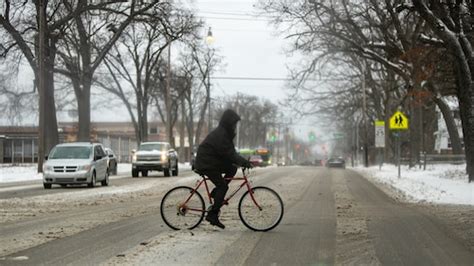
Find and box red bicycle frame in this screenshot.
[182,168,262,212]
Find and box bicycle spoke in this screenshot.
[238,187,284,231]
[160,186,205,230]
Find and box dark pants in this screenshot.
[203,165,237,214]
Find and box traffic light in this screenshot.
[269,130,277,142]
[308,131,316,142]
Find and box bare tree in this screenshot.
[97,6,200,146]
[411,0,474,182]
[54,0,160,141]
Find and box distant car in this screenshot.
[132,142,178,177]
[314,159,323,166]
[43,142,109,189]
[105,148,118,175]
[326,157,346,169]
[249,155,264,167]
[277,161,286,167]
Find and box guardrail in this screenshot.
[421,153,465,170]
[399,153,465,169]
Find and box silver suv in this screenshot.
[43,142,109,189]
[132,142,178,177]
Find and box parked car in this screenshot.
[249,155,264,167]
[326,157,346,169]
[132,142,178,177]
[43,142,109,189]
[105,148,118,175]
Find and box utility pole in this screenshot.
[362,62,369,167]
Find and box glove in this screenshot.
[243,160,253,169]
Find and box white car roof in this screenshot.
[140,142,169,145]
[55,142,98,147]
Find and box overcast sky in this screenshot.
[190,0,291,102]
[5,0,326,140]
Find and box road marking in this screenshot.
[0,184,39,192]
[0,256,30,261]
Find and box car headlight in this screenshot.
[43,165,53,172]
[78,165,92,171]
[161,153,168,161]
[132,154,137,162]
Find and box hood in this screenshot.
[218,109,241,137]
[135,150,165,155]
[45,159,92,166]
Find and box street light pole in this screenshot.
[206,27,214,134]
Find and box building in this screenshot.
[0,121,203,164]
[434,104,464,153]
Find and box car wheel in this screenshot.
[132,169,139,178]
[142,170,148,177]
[101,170,109,186]
[113,164,117,175]
[172,163,178,176]
[88,172,96,188]
[43,183,52,189]
[164,168,170,177]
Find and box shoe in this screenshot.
[205,212,225,229]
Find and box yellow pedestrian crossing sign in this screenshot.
[390,111,409,130]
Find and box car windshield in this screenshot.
[49,146,91,159]
[139,143,166,151]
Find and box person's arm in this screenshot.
[214,136,250,167]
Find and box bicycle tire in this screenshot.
[160,186,205,230]
[238,186,284,231]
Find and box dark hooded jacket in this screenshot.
[195,109,248,171]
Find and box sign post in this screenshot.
[375,120,385,170]
[389,111,409,178]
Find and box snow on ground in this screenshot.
[0,164,43,183]
[0,163,192,184]
[355,164,474,206]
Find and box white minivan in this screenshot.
[43,142,109,189]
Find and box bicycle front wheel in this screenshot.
[238,186,284,231]
[160,186,205,230]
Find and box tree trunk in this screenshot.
[76,81,91,141]
[179,97,186,162]
[457,80,474,182]
[432,97,463,154]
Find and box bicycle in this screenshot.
[160,167,284,231]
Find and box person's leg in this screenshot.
[223,165,238,183]
[206,171,228,211]
[203,171,227,228]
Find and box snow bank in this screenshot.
[0,163,192,184]
[355,164,473,206]
[0,165,43,183]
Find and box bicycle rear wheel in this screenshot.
[238,186,284,231]
[160,186,205,230]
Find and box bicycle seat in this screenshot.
[193,169,206,177]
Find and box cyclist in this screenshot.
[194,109,252,229]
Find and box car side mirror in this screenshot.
[95,155,102,161]
[131,149,136,154]
[44,155,48,161]
[108,154,113,158]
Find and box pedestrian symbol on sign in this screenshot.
[394,114,404,127]
[390,111,409,130]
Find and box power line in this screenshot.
[212,76,347,81]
